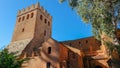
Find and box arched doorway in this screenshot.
[95,66,102,68]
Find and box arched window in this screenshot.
[31,13,34,18]
[18,17,21,22]
[44,30,46,36]
[48,47,51,54]
[27,14,29,19]
[48,21,50,26]
[40,15,43,20]
[22,16,25,21]
[44,19,47,24]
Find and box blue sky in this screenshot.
[0,0,92,49]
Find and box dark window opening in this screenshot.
[48,47,51,54]
[44,30,46,36]
[45,19,47,24]
[67,60,70,68]
[22,16,25,21]
[31,13,34,18]
[22,28,24,32]
[95,66,102,68]
[18,17,21,22]
[27,14,29,19]
[86,40,88,43]
[40,15,43,20]
[48,21,50,26]
[79,42,82,46]
[46,62,51,68]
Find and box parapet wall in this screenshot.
[17,2,52,19]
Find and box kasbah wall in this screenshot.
[6,2,120,68]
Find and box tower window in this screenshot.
[22,28,24,32]
[27,14,29,19]
[44,19,47,24]
[46,62,51,68]
[22,16,25,21]
[31,13,34,18]
[48,47,51,54]
[44,30,46,36]
[40,15,43,20]
[18,17,21,22]
[48,21,50,26]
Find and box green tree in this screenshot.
[0,49,27,68]
[59,0,120,68]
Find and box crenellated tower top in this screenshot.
[17,2,52,19]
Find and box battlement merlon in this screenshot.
[17,2,52,19]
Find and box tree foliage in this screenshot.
[59,0,120,41]
[0,49,27,68]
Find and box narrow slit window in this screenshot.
[31,13,34,18]
[18,17,21,22]
[22,16,25,21]
[44,19,47,24]
[27,14,29,19]
[48,21,50,26]
[40,15,43,20]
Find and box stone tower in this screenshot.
[12,2,52,42]
[7,2,52,56]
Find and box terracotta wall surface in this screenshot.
[12,10,37,42]
[22,38,60,68]
[62,37,101,56]
[59,43,68,61]
[78,54,84,68]
[59,43,84,68]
